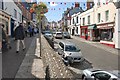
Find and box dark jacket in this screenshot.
[14,25,25,40]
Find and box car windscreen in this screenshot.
[65,45,80,52]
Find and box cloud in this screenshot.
[49,2,58,6]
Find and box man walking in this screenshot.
[14,23,26,53]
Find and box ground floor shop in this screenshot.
[0,11,11,36]
[97,22,115,48]
[80,26,89,40]
[88,24,99,41]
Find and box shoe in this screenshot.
[23,48,26,51]
[16,51,19,53]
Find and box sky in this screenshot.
[36,0,87,22]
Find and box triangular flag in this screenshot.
[61,2,62,4]
[72,3,74,5]
[64,3,66,5]
[52,2,54,4]
[48,2,50,4]
[59,8,61,10]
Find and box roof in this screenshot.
[69,7,83,16]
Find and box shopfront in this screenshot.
[97,22,115,48]
[80,26,88,39]
[0,10,11,36]
[88,24,99,41]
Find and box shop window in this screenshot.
[100,29,113,41]
[81,29,85,36]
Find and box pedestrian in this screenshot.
[14,23,26,53]
[34,27,38,34]
[28,25,32,37]
[85,33,88,40]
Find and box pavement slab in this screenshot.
[15,37,45,79]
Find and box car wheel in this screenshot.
[82,75,87,80]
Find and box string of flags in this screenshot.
[47,2,86,11]
[47,2,75,5]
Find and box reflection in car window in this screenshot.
[65,45,79,52]
[95,72,111,80]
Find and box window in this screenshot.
[105,10,109,21]
[80,18,81,24]
[76,16,78,23]
[98,13,101,23]
[72,18,74,24]
[88,16,90,24]
[14,9,17,18]
[19,13,22,22]
[83,18,85,25]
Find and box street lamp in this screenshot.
[30,2,48,58]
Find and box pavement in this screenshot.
[15,36,45,79]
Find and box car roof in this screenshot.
[56,32,62,33]
[59,40,75,45]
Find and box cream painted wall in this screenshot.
[80,8,94,26]
[94,2,116,24]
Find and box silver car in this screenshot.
[82,69,118,80]
[58,41,84,63]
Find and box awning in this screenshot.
[88,24,96,29]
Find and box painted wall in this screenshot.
[115,8,120,49]
[80,8,94,26]
[3,0,22,35]
[94,2,116,24]
[3,0,22,23]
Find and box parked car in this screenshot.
[82,69,118,80]
[55,32,63,39]
[57,41,84,64]
[44,31,53,39]
[63,32,71,39]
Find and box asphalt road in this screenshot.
[2,36,34,78]
[54,37,119,79]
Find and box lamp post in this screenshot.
[30,2,48,58]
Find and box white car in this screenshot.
[82,69,118,80]
[58,41,84,63]
[55,32,63,39]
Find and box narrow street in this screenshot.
[2,36,34,78]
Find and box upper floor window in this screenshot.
[98,13,101,23]
[14,9,17,18]
[19,13,22,22]
[83,18,85,25]
[73,18,74,24]
[105,10,109,21]
[76,16,78,23]
[88,16,90,24]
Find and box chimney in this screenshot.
[75,2,80,7]
[87,2,94,10]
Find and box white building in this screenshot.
[3,0,22,36]
[113,0,120,49]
